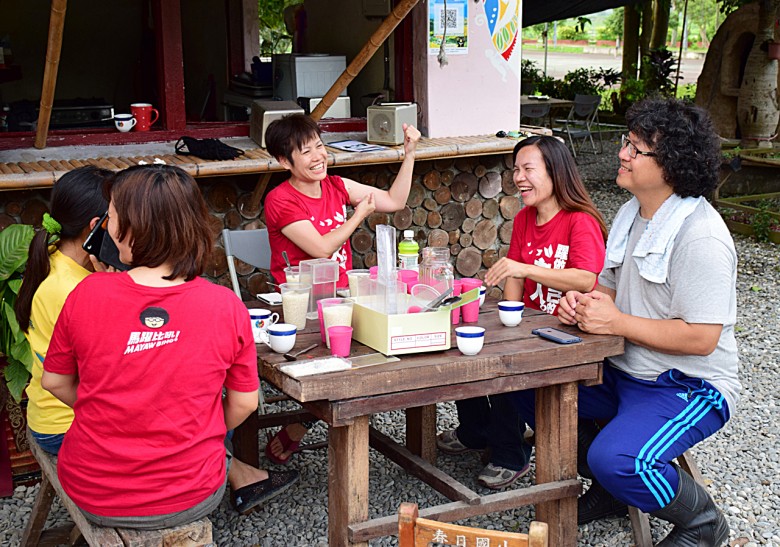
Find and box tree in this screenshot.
[623,4,642,80]
[733,0,780,146]
[650,0,673,49]
[257,0,303,55]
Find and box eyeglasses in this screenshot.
[621,134,657,158]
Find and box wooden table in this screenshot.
[237,300,623,546]
[520,95,574,109]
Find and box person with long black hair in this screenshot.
[16,166,112,455]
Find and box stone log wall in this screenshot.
[0,152,519,299]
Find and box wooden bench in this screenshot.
[628,450,703,547]
[21,429,213,547]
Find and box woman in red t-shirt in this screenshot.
[438,136,608,490]
[264,113,420,288]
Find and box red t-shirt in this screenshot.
[507,207,605,315]
[264,175,352,288]
[44,273,258,517]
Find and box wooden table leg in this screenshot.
[232,410,260,468]
[405,405,437,463]
[535,382,579,546]
[328,416,369,546]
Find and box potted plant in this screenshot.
[0,223,34,402]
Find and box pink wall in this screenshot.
[424,1,521,137]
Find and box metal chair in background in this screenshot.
[398,502,549,547]
[554,94,603,158]
[222,228,271,300]
[222,227,323,465]
[521,102,552,128]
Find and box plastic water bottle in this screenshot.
[398,230,419,272]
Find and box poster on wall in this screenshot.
[429,0,468,55]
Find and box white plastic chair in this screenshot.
[554,94,603,157]
[222,228,271,300]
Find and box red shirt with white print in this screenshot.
[265,175,352,288]
[507,206,605,314]
[44,273,258,517]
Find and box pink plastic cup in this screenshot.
[451,279,463,325]
[369,266,378,280]
[398,269,419,294]
[328,326,353,357]
[460,278,483,323]
[317,297,342,344]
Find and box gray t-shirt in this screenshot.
[599,200,741,414]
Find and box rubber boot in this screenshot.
[576,419,629,525]
[653,464,729,546]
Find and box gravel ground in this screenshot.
[2,139,778,546]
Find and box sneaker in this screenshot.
[477,462,531,490]
[437,429,481,455]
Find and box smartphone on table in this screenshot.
[532,327,582,344]
[82,212,130,271]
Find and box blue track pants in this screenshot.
[510,365,729,512]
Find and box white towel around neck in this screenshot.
[605,194,703,284]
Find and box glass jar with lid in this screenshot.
[419,247,454,295]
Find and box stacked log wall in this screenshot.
[0,153,518,299]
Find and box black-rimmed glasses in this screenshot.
[621,134,657,158]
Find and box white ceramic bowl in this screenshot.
[478,286,486,307]
[455,326,485,356]
[498,300,524,327]
[267,323,297,353]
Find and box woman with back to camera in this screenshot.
[15,166,112,456]
[436,136,608,489]
[40,164,298,527]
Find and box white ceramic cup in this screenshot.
[248,308,279,342]
[479,286,487,307]
[498,300,525,327]
[455,326,486,356]
[265,323,297,353]
[114,114,136,133]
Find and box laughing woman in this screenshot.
[436,136,608,490]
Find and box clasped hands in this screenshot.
[557,290,622,335]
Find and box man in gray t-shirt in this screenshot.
[554,98,737,545]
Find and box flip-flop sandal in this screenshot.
[232,469,300,515]
[264,427,302,465]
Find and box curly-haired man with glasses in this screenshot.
[514,98,738,545]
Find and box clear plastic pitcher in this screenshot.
[299,258,339,320]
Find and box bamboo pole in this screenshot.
[35,0,68,149]
[310,0,421,122]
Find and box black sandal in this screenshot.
[232,469,300,515]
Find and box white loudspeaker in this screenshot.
[367,103,418,145]
[249,100,304,148]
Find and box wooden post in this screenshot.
[535,382,579,546]
[34,0,68,149]
[153,0,186,131]
[329,417,369,546]
[310,0,421,121]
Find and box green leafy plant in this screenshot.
[752,200,775,242]
[0,224,34,402]
[643,48,678,97]
[611,77,647,115]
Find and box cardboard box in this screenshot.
[250,100,304,148]
[352,297,451,355]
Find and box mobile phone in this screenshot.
[82,212,130,271]
[532,327,582,344]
